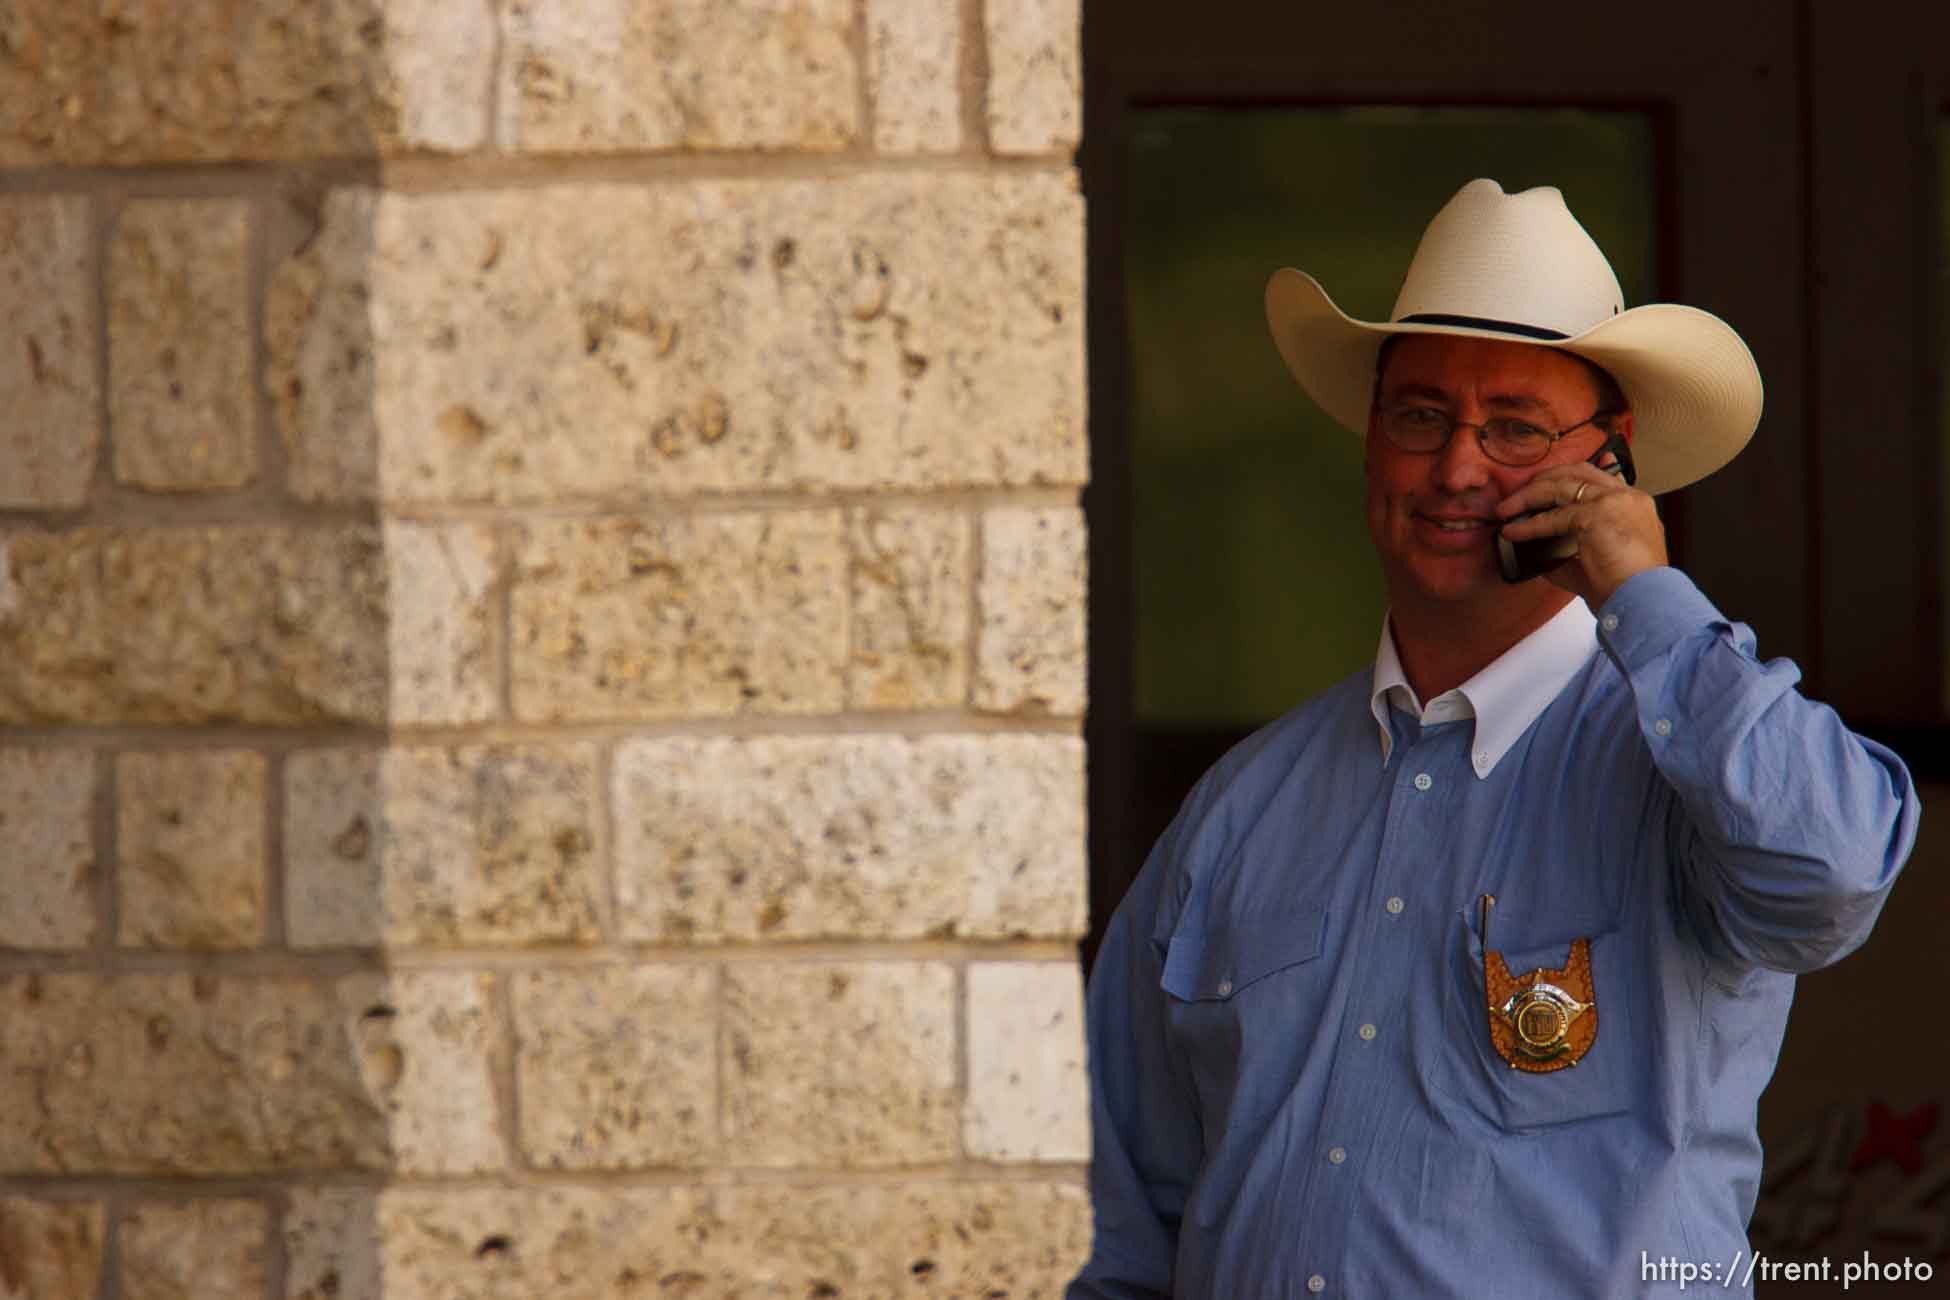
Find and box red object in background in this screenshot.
[1849,1100,1940,1177]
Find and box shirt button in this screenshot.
[1216,979,1233,997]
[1654,717,1673,737]
[1308,1274,1327,1293]
[1386,896,1404,914]
[1358,1022,1377,1041]
[1601,613,1619,632]
[1413,773,1432,791]
[1327,1146,1347,1165]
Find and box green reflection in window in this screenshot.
[1127,106,1657,726]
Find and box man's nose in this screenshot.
[1432,421,1496,492]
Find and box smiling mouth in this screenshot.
[1420,515,1492,532]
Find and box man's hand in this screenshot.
[1494,459,1667,607]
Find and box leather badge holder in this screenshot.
[1479,896,1598,1073]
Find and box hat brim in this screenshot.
[1264,268,1764,496]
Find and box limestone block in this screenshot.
[272,175,1084,501]
[511,965,716,1169]
[0,0,493,165]
[849,505,969,709]
[965,962,1090,1161]
[366,1182,1090,1296]
[987,0,1081,155]
[614,734,1086,943]
[498,0,857,153]
[0,1199,105,1300]
[283,1188,381,1300]
[385,520,497,725]
[976,504,1087,714]
[266,189,380,503]
[109,200,255,491]
[0,526,387,725]
[338,969,508,1176]
[116,750,266,949]
[723,962,956,1167]
[0,974,390,1174]
[870,0,962,153]
[287,746,602,948]
[284,749,383,948]
[511,513,846,722]
[0,749,96,949]
[119,1199,267,1300]
[0,196,98,508]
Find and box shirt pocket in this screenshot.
[1434,905,1637,1135]
[1157,906,1331,1133]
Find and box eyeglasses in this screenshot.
[1376,403,1613,468]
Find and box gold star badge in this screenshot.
[1479,895,1599,1073]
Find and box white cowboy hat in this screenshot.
[1263,178,1763,496]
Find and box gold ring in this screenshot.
[1573,483,1589,504]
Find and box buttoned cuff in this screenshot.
[1593,566,1730,673]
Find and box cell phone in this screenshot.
[1496,433,1638,584]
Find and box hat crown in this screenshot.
[1390,179,1625,338]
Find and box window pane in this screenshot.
[1126,106,1657,726]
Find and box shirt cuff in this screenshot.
[1593,566,1729,673]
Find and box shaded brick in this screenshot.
[369,1182,1090,1296]
[498,0,858,153]
[119,1199,267,1300]
[109,200,255,491]
[0,195,97,509]
[0,974,388,1174]
[0,1199,105,1300]
[0,750,96,949]
[283,748,383,949]
[512,965,716,1170]
[340,969,507,1176]
[274,176,1084,502]
[965,962,1090,1161]
[265,189,380,503]
[385,520,497,725]
[0,527,387,725]
[976,504,1087,715]
[0,0,493,165]
[870,0,962,153]
[614,734,1086,943]
[987,0,1081,155]
[116,750,266,950]
[849,505,970,709]
[511,513,846,722]
[723,963,956,1167]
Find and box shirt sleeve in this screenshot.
[1068,824,1205,1299]
[1595,566,1921,973]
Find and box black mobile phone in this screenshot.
[1496,433,1638,584]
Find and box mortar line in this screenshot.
[97,1189,123,1300]
[953,958,971,1167]
[494,968,526,1174]
[262,749,288,949]
[965,506,985,710]
[0,151,1075,200]
[0,485,1084,532]
[96,748,120,958]
[0,940,1080,978]
[0,713,1082,750]
[484,0,508,155]
[854,0,875,153]
[90,191,117,506]
[493,517,515,726]
[243,191,278,510]
[2,1163,1089,1197]
[964,0,992,157]
[260,1186,290,1300]
[595,737,621,942]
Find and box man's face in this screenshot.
[1365,334,1613,613]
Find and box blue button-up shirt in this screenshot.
[1071,569,1920,1298]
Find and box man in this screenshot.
[1070,180,1920,1297]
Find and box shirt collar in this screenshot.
[1369,598,1599,779]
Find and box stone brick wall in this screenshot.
[0,3,1089,1295]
